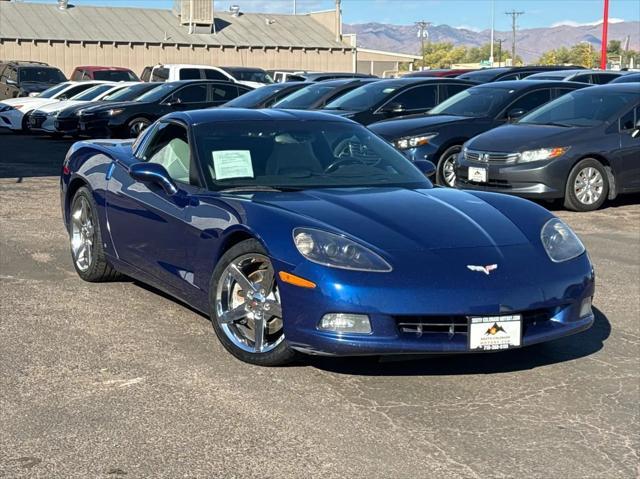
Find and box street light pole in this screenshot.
[489,0,495,66]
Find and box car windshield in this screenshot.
[458,69,507,82]
[36,82,71,98]
[102,83,159,101]
[273,84,337,109]
[324,81,404,111]
[135,82,179,102]
[93,70,138,81]
[19,67,66,84]
[224,68,274,84]
[70,84,116,101]
[519,88,640,127]
[194,120,430,191]
[428,86,515,117]
[224,84,295,107]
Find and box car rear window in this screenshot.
[93,70,138,82]
[19,67,66,84]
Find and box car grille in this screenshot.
[464,149,520,164]
[395,309,553,338]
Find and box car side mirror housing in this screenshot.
[129,162,178,195]
[507,108,526,121]
[413,159,436,178]
[381,102,405,115]
[28,92,40,98]
[164,97,182,107]
[6,79,17,86]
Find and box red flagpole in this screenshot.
[600,0,609,69]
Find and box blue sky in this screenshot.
[29,0,640,30]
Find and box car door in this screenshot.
[374,84,438,122]
[616,105,640,191]
[106,120,201,292]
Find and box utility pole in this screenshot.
[489,0,495,65]
[505,10,524,65]
[496,39,505,67]
[416,21,431,70]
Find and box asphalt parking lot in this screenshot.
[0,129,638,478]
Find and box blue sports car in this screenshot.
[61,109,595,366]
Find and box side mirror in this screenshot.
[28,92,40,98]
[632,120,640,139]
[381,102,405,115]
[413,159,436,178]
[165,97,182,107]
[129,162,178,195]
[6,79,17,86]
[507,108,526,121]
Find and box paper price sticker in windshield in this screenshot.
[212,150,254,180]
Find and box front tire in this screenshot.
[69,187,121,282]
[210,239,297,366]
[436,145,461,187]
[127,117,150,138]
[564,159,608,212]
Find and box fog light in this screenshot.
[318,313,371,334]
[579,297,593,318]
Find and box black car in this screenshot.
[78,80,252,138]
[0,61,67,99]
[369,80,587,186]
[290,72,377,82]
[54,83,161,136]
[272,78,379,110]
[611,72,640,83]
[320,78,474,125]
[457,65,584,83]
[525,69,623,84]
[456,84,640,211]
[222,82,310,108]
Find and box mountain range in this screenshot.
[343,21,640,63]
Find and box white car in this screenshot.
[0,81,104,131]
[29,82,138,133]
[140,64,270,88]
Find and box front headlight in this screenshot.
[293,228,392,272]
[541,218,585,263]
[519,147,568,163]
[394,133,438,150]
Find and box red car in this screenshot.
[70,66,139,82]
[404,69,476,78]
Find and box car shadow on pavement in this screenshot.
[0,131,75,179]
[306,307,610,376]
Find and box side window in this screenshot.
[619,108,636,131]
[143,122,196,185]
[506,89,551,116]
[173,84,208,104]
[554,87,576,99]
[82,71,91,81]
[203,69,230,81]
[573,74,593,84]
[443,83,468,99]
[151,68,169,82]
[141,67,151,82]
[211,84,240,102]
[65,83,98,98]
[594,73,616,85]
[497,73,520,81]
[7,67,18,82]
[391,85,438,111]
[71,70,81,81]
[179,68,202,80]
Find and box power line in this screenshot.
[505,10,524,64]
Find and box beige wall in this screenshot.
[0,40,354,77]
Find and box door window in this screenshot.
[203,69,229,81]
[7,68,18,83]
[573,74,593,84]
[141,67,151,82]
[179,68,202,80]
[619,107,637,132]
[389,85,438,112]
[151,68,170,82]
[593,73,618,85]
[505,89,551,116]
[211,84,240,102]
[173,84,208,104]
[142,122,197,185]
[444,83,469,99]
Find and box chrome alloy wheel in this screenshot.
[574,167,604,205]
[442,154,457,187]
[215,254,284,354]
[70,196,94,272]
[129,120,149,137]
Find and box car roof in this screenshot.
[585,83,640,93]
[156,64,220,69]
[4,60,49,67]
[74,66,134,72]
[176,108,357,124]
[222,66,267,71]
[473,79,586,90]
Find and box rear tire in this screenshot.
[564,159,608,212]
[19,111,32,134]
[69,187,121,282]
[209,239,297,366]
[436,145,461,187]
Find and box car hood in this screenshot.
[320,109,360,118]
[81,100,142,114]
[19,81,58,92]
[1,97,58,108]
[369,115,474,139]
[37,99,87,113]
[251,187,529,252]
[467,124,590,152]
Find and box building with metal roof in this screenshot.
[0,0,355,76]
